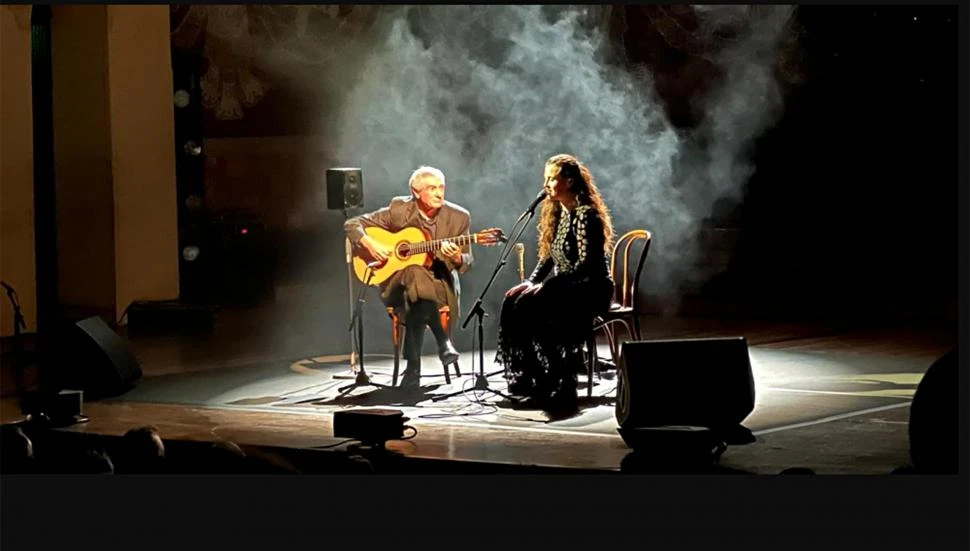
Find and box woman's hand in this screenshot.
[506,281,542,297]
[521,282,543,295]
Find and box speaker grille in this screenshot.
[345,172,362,207]
[326,168,363,209]
[616,363,632,426]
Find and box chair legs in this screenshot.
[392,312,634,394]
[441,344,452,385]
[444,361,459,383]
[388,308,403,386]
[586,333,598,398]
[389,306,461,387]
[603,326,618,369]
[587,315,637,398]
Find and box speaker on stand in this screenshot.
[327,168,364,211]
[326,168,365,378]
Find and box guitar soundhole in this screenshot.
[396,243,411,258]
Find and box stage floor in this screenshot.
[1,313,956,473]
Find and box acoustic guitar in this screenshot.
[352,226,505,285]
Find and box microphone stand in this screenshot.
[333,265,392,398]
[333,210,359,380]
[432,197,541,403]
[2,282,28,400]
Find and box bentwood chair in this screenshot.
[585,229,652,397]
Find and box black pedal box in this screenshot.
[21,389,88,426]
[333,408,408,444]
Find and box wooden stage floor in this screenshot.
[0,310,956,474]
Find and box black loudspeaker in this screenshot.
[908,348,957,473]
[326,167,363,210]
[616,337,755,433]
[55,316,142,399]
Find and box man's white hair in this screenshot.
[409,166,446,193]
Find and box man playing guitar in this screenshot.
[345,166,495,389]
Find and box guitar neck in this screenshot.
[410,234,479,254]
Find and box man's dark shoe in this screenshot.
[437,339,460,366]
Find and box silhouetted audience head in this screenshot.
[620,450,740,474]
[117,425,166,473]
[908,348,958,474]
[203,440,249,474]
[779,467,816,475]
[73,448,114,474]
[344,454,375,474]
[240,447,304,474]
[1,425,35,473]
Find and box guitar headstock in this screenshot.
[475,228,506,246]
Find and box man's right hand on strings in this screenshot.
[360,235,393,262]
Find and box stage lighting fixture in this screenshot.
[174,89,191,108]
[183,140,202,156]
[184,194,203,211]
[182,245,200,262]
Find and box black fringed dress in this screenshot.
[495,204,614,409]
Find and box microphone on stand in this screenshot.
[515,243,525,282]
[523,189,548,216]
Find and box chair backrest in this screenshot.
[609,229,652,312]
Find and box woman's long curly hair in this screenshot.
[537,154,615,260]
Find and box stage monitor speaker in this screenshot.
[616,337,755,433]
[326,168,363,210]
[55,316,142,399]
[908,348,957,474]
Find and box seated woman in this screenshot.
[495,153,615,415]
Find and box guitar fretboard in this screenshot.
[410,234,478,254]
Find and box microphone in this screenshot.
[524,189,547,215]
[515,243,525,282]
[366,260,383,269]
